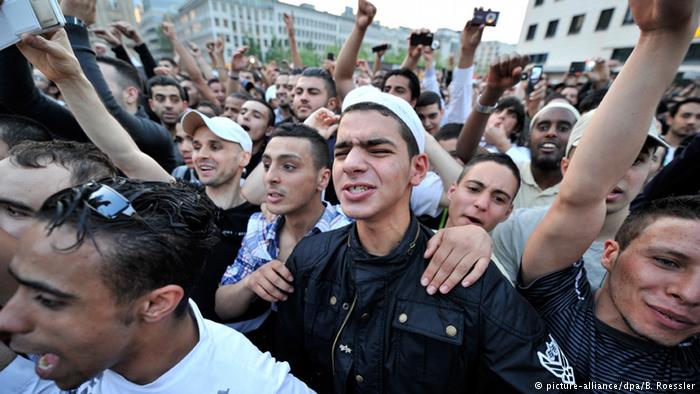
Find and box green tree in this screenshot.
[299,41,320,66]
[265,35,290,64]
[244,35,262,59]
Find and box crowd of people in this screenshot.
[0,0,698,392]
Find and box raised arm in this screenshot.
[111,21,157,79]
[334,0,376,102]
[283,13,303,70]
[455,54,529,163]
[521,0,700,283]
[17,29,173,183]
[400,29,425,71]
[189,41,214,81]
[442,21,483,125]
[162,22,221,110]
[226,46,248,95]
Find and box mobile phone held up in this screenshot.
[372,43,390,53]
[526,65,543,95]
[472,7,499,27]
[569,60,595,74]
[410,32,433,47]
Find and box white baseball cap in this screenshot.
[181,110,252,153]
[565,109,669,157]
[341,86,425,153]
[529,102,581,131]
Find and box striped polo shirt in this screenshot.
[519,261,699,393]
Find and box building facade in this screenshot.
[169,0,460,67]
[473,41,516,76]
[516,0,700,77]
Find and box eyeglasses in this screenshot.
[85,183,135,219]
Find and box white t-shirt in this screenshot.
[0,301,314,393]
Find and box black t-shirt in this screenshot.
[244,139,267,179]
[519,261,700,393]
[191,202,260,323]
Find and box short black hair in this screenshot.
[300,67,337,100]
[158,57,177,68]
[669,97,700,117]
[616,195,700,252]
[146,75,186,100]
[229,92,252,101]
[36,178,220,317]
[207,78,223,87]
[247,98,276,127]
[342,102,419,158]
[196,100,220,116]
[496,96,526,142]
[435,123,463,141]
[457,153,521,199]
[416,91,442,110]
[96,56,142,92]
[381,68,420,102]
[8,141,117,185]
[270,123,330,170]
[0,114,52,150]
[578,88,608,114]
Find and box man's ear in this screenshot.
[326,96,339,113]
[148,98,155,112]
[238,151,251,169]
[601,239,620,273]
[560,156,570,175]
[265,125,274,137]
[447,182,457,201]
[317,168,331,191]
[410,153,429,186]
[138,285,185,323]
[125,87,140,106]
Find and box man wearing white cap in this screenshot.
[181,110,261,322]
[274,86,571,392]
[512,102,580,209]
[492,109,668,289]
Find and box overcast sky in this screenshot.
[281,0,529,44]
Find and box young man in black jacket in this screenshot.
[275,85,571,393]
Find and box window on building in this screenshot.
[622,7,634,25]
[226,35,230,43]
[568,14,585,35]
[545,20,559,38]
[684,43,700,63]
[224,19,228,28]
[232,21,237,31]
[596,8,615,31]
[534,0,544,6]
[528,53,548,64]
[526,24,537,41]
[214,18,219,27]
[611,47,634,63]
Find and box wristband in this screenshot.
[64,16,86,28]
[474,95,498,114]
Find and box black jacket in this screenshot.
[276,216,568,393]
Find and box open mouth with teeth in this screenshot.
[197,163,215,176]
[539,142,558,153]
[240,124,251,132]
